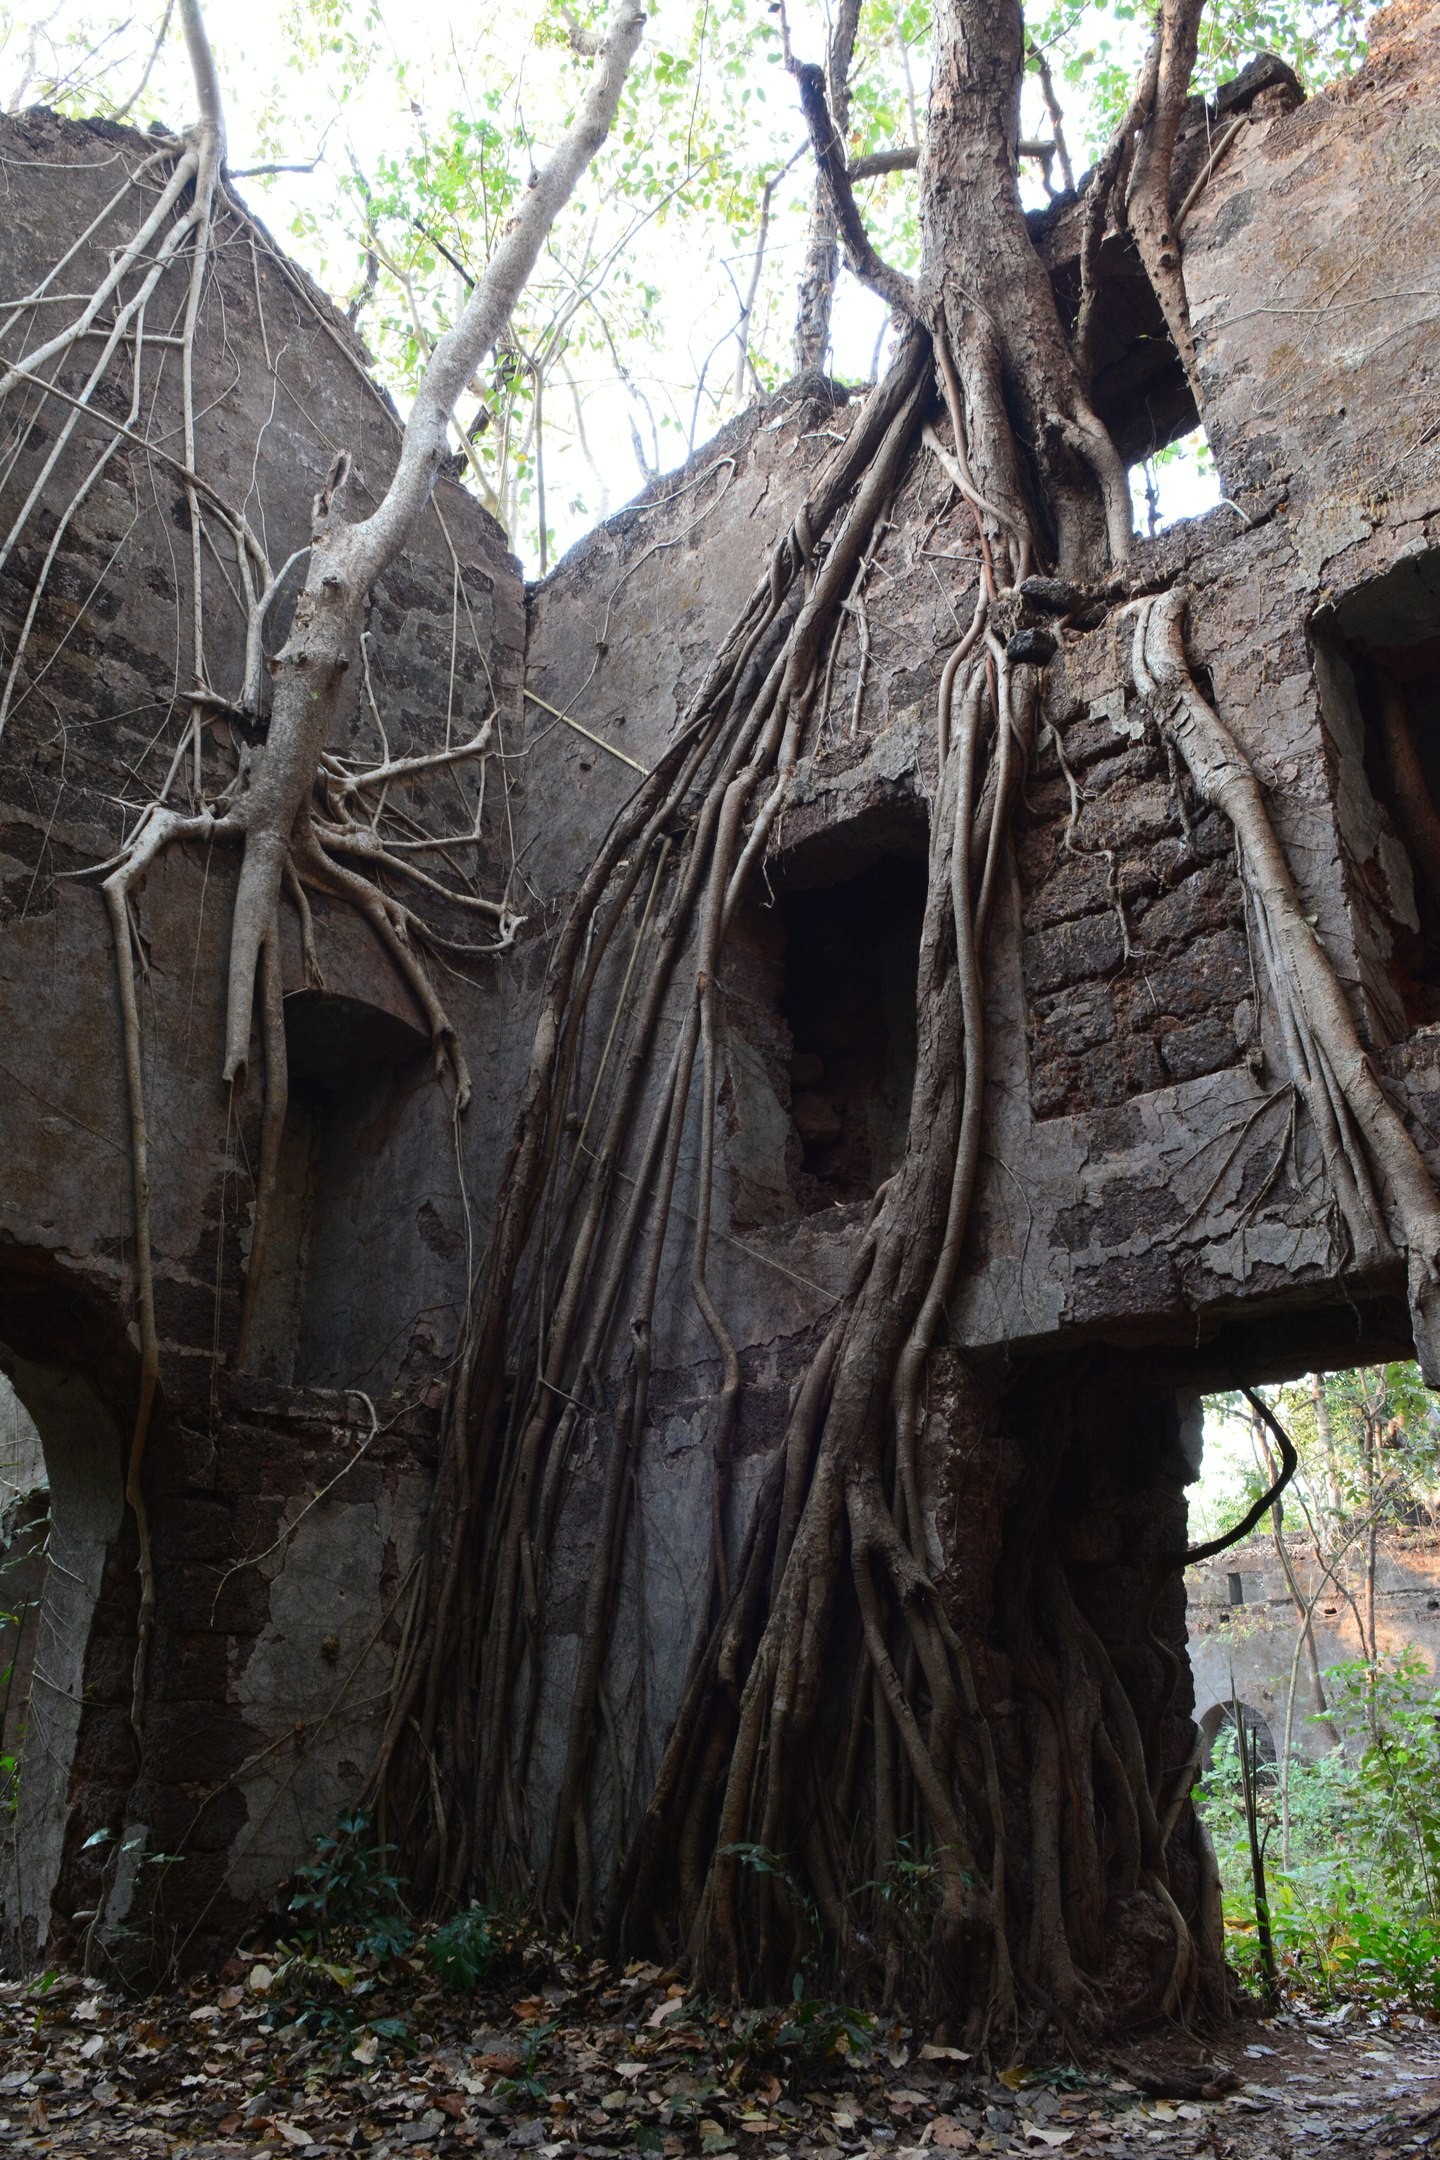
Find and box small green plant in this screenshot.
[858,1835,956,1913]
[288,1810,413,1962]
[1329,1652,1440,1918]
[493,2019,557,2103]
[726,1996,873,2079]
[426,1904,499,1993]
[1196,1649,1440,2010]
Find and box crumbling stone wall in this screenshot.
[0,112,526,1962]
[1015,711,1252,1117]
[0,0,1437,1964]
[1188,1525,1440,1761]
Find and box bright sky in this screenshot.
[1190,1399,1260,1546]
[2,0,1218,566]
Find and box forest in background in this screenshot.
[1196,1369,1440,2012]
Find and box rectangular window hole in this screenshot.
[777,853,927,1211]
[1316,548,1440,1032]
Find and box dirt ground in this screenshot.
[0,1956,1437,2160]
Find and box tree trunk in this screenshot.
[918,0,1130,575]
[792,0,862,373]
[1313,1373,1342,1520]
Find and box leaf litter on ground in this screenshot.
[1,1936,1439,2160]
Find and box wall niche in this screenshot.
[1314,547,1440,1039]
[722,804,928,1227]
[776,854,927,1210]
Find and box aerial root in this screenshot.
[290,823,474,1107]
[1134,587,1440,1379]
[358,316,1216,2047]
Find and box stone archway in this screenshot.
[0,1263,133,1967]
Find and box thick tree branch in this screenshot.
[346,0,647,592]
[1125,0,1206,404]
[1027,41,1074,193]
[178,0,223,132]
[787,48,918,327]
[220,0,647,1081]
[848,141,1057,183]
[792,0,863,369]
[848,144,918,180]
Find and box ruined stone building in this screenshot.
[1,0,1438,1982]
[1189,1523,1440,1763]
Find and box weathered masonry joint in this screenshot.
[1,0,1439,1986]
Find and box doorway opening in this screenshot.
[1196,1699,1278,1780]
[0,1319,127,1967]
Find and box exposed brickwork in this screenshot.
[1016,705,1252,1119]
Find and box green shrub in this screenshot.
[288,1810,413,1962]
[426,1905,499,1993]
[1196,1651,1440,2009]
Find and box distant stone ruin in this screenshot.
[1189,1523,1440,1763]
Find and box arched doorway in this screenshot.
[1196,1698,1279,1780]
[0,1256,132,1970]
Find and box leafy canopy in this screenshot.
[0,0,1380,564]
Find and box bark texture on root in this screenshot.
[1133,588,1440,1380]
[367,0,1266,2049]
[367,300,1226,2044]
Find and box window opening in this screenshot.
[0,1344,124,1959]
[1316,549,1440,1031]
[242,992,430,1384]
[1129,425,1221,537]
[776,854,927,1211]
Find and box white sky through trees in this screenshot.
[0,0,1375,566]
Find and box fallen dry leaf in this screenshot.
[930,2117,974,2150]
